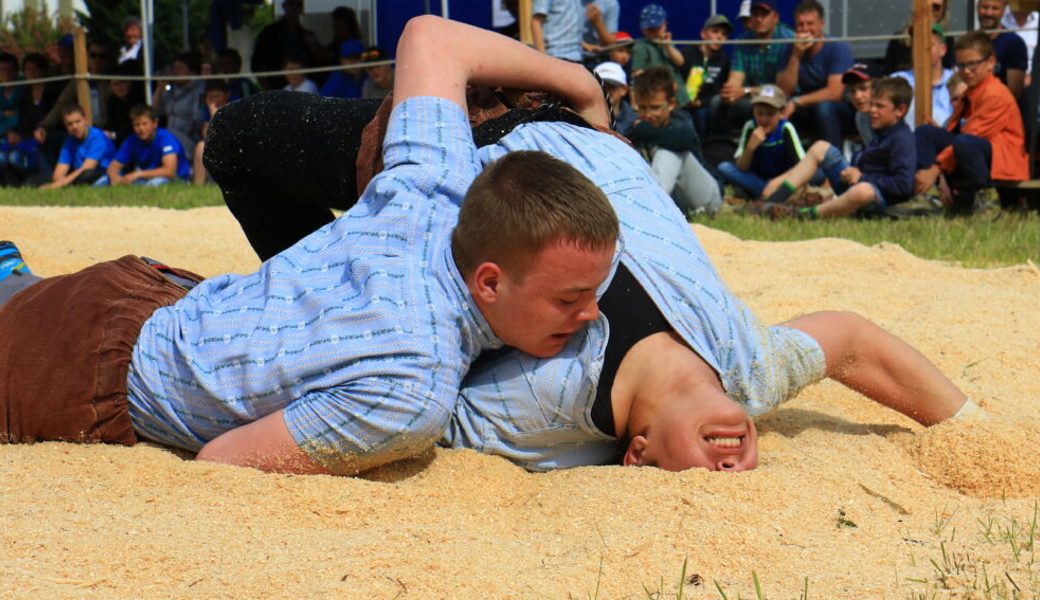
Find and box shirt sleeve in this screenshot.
[531,0,549,17]
[828,41,855,75]
[740,325,827,416]
[158,132,180,157]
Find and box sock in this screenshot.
[795,206,819,220]
[766,180,796,205]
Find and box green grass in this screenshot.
[0,184,224,210]
[692,212,1040,269]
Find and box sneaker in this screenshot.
[0,241,32,282]
[971,187,1002,220]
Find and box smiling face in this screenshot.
[701,25,728,52]
[794,9,824,40]
[977,0,1006,31]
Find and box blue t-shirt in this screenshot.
[113,127,191,180]
[57,126,115,170]
[992,31,1028,85]
[781,39,854,93]
[321,71,363,99]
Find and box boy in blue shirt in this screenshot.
[718,85,808,199]
[761,77,917,219]
[106,104,190,186]
[39,104,115,190]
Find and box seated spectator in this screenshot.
[841,63,880,145]
[283,56,320,94]
[16,54,59,151]
[252,0,319,91]
[682,14,732,138]
[360,47,394,100]
[891,23,955,130]
[86,40,112,127]
[310,5,365,87]
[0,127,42,187]
[714,0,794,136]
[628,66,722,216]
[718,85,809,199]
[530,0,583,62]
[630,4,688,107]
[39,104,115,190]
[192,80,233,186]
[977,0,1027,100]
[914,32,1029,215]
[102,60,146,147]
[218,49,260,101]
[581,0,619,60]
[761,77,916,219]
[593,61,636,136]
[607,30,634,71]
[775,0,854,148]
[321,40,365,99]
[946,71,967,110]
[883,0,954,73]
[153,52,205,152]
[104,104,190,186]
[0,53,22,137]
[119,17,143,64]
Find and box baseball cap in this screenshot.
[841,62,881,84]
[738,0,751,19]
[931,22,946,38]
[639,4,668,31]
[751,0,778,12]
[751,84,786,109]
[613,31,634,45]
[703,14,733,33]
[339,39,365,59]
[593,61,627,87]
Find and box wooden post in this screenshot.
[912,0,932,127]
[518,0,533,45]
[72,26,92,123]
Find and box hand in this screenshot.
[124,171,140,184]
[914,165,941,195]
[840,166,862,185]
[33,127,46,144]
[581,41,600,53]
[720,81,744,103]
[793,32,813,57]
[585,3,602,23]
[747,126,768,150]
[655,31,673,46]
[781,100,796,119]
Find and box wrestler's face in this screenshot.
[626,387,759,472]
[477,241,614,358]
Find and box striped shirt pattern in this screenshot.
[127,97,503,474]
[448,121,826,470]
[532,0,584,61]
[733,23,796,87]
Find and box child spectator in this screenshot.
[105,104,190,186]
[321,40,365,99]
[1,127,42,187]
[841,63,879,145]
[718,85,808,199]
[593,61,636,136]
[682,14,732,138]
[913,32,1029,214]
[891,23,955,130]
[628,66,722,216]
[946,72,967,112]
[102,60,146,147]
[192,80,233,186]
[607,31,634,69]
[39,104,115,189]
[360,47,394,99]
[217,48,260,101]
[761,77,917,219]
[153,52,205,151]
[631,4,689,108]
[283,56,319,94]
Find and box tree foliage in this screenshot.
[78,0,212,68]
[0,3,68,60]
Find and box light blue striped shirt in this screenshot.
[447,121,826,470]
[127,97,504,474]
[533,0,584,61]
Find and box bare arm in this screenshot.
[106,160,126,185]
[126,153,178,182]
[196,410,332,475]
[795,73,844,106]
[784,311,967,425]
[719,70,748,103]
[1006,68,1025,100]
[531,14,547,53]
[776,51,800,96]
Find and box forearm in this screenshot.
[106,162,125,185]
[531,17,546,53]
[665,43,684,67]
[797,78,844,106]
[776,57,800,96]
[196,410,333,475]
[735,146,755,171]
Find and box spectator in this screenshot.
[102,60,146,147]
[39,104,115,189]
[628,66,722,216]
[283,56,320,94]
[33,36,76,168]
[320,40,365,98]
[715,0,794,136]
[977,0,1027,100]
[16,53,59,169]
[192,80,232,186]
[593,61,636,136]
[606,30,633,69]
[1,127,42,187]
[914,32,1029,215]
[775,0,854,148]
[360,47,394,100]
[531,0,584,62]
[217,48,260,100]
[581,0,619,59]
[252,0,319,91]
[891,24,956,131]
[119,17,143,64]
[105,104,190,186]
[946,71,967,108]
[718,85,810,199]
[762,77,917,219]
[0,53,22,137]
[681,14,732,138]
[311,5,365,86]
[153,52,205,152]
[86,40,112,127]
[631,4,688,107]
[841,62,881,145]
[883,0,954,73]
[1002,4,1037,74]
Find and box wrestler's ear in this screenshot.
[623,435,649,467]
[470,261,504,304]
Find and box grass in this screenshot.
[3,185,1039,269]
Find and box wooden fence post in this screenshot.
[72,26,92,124]
[912,0,932,127]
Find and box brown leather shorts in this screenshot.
[0,255,199,445]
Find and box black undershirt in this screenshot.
[590,263,673,437]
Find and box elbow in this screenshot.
[397,15,445,57]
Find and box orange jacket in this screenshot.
[940,74,1029,182]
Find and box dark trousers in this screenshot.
[788,100,857,148]
[915,125,992,190]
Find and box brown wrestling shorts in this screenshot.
[0,255,200,445]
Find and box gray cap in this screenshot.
[751,84,787,109]
[703,14,733,33]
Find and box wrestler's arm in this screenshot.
[784,310,967,425]
[391,15,608,129]
[196,410,332,475]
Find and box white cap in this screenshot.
[593,61,627,87]
[738,0,751,18]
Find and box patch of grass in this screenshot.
[0,184,224,210]
[692,212,1040,268]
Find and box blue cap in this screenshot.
[639,3,668,31]
[339,40,365,58]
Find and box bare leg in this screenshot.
[814,182,876,218]
[761,141,831,198]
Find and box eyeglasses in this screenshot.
[956,58,987,71]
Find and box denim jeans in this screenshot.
[718,160,769,198]
[649,148,723,215]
